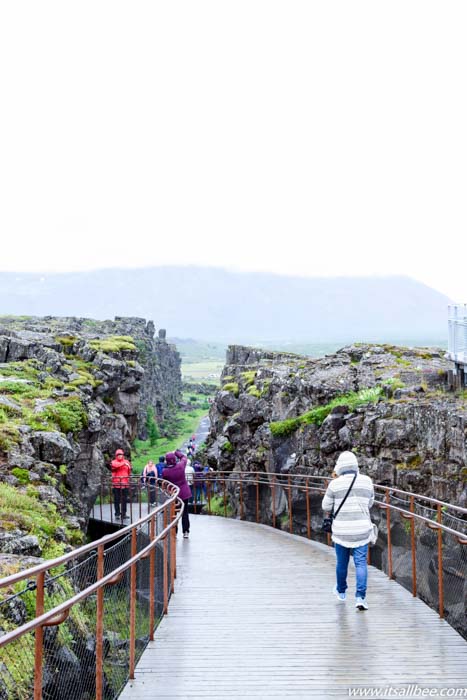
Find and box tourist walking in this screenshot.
[156,456,166,478]
[141,459,158,507]
[162,450,192,538]
[322,451,374,610]
[185,458,195,501]
[111,448,132,520]
[193,460,205,503]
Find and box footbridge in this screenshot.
[1,474,466,699]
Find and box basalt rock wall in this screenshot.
[0,315,181,564]
[205,343,467,508]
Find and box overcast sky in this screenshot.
[0,1,465,301]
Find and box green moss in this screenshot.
[11,467,30,484]
[89,335,136,353]
[222,375,234,383]
[247,385,261,398]
[407,454,422,468]
[270,416,302,437]
[0,482,81,558]
[221,440,234,453]
[223,382,239,397]
[395,358,411,367]
[55,335,77,348]
[383,377,405,391]
[270,387,383,438]
[241,370,256,387]
[42,397,88,434]
[0,381,41,398]
[59,464,67,476]
[0,422,20,452]
[43,377,65,390]
[0,360,40,381]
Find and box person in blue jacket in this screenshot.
[156,456,165,478]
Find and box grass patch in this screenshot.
[131,407,209,473]
[0,482,83,558]
[208,494,234,517]
[270,387,383,437]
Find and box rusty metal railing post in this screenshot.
[149,514,156,641]
[110,485,114,524]
[129,527,137,679]
[163,507,168,614]
[255,474,259,523]
[33,571,45,700]
[95,545,105,700]
[305,478,311,540]
[239,477,244,520]
[437,503,444,618]
[410,495,417,597]
[386,489,393,579]
[288,475,293,534]
[271,476,276,528]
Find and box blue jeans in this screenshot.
[334,543,368,599]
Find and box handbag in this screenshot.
[322,474,357,533]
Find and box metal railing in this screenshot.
[1,471,466,699]
[94,471,467,640]
[448,303,467,364]
[0,480,182,700]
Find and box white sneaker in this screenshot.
[355,597,368,610]
[333,585,346,602]
[183,533,189,539]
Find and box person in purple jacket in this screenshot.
[163,450,192,538]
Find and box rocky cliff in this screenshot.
[205,343,467,508]
[0,315,181,565]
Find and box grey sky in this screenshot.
[0,1,465,301]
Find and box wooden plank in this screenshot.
[120,515,467,699]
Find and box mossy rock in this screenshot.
[89,335,136,353]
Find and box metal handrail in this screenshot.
[0,480,183,700]
[0,478,179,589]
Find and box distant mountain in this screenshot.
[0,267,451,343]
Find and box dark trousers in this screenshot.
[182,498,190,534]
[113,488,129,517]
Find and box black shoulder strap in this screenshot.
[333,473,357,518]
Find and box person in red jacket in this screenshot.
[111,448,132,520]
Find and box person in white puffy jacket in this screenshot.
[322,451,374,611]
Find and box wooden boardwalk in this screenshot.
[120,515,467,699]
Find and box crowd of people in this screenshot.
[111,441,375,610]
[110,435,215,540]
